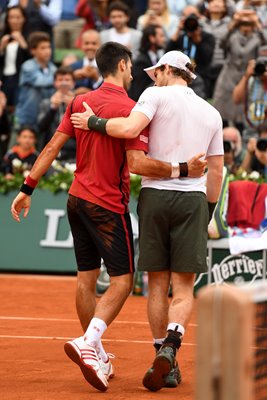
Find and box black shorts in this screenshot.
[67,195,134,276]
[137,188,208,273]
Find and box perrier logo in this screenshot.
[212,254,264,285]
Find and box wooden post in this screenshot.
[196,284,254,400]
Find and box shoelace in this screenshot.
[106,353,115,360]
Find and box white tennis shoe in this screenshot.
[64,336,108,391]
[99,353,115,379]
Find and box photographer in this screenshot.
[223,126,245,173]
[233,49,267,141]
[38,66,76,161]
[213,9,266,127]
[241,123,267,179]
[166,12,215,98]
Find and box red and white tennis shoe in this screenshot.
[64,336,108,391]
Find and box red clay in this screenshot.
[0,274,196,400]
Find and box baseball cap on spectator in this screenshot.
[144,50,197,81]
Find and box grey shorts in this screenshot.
[137,188,208,273]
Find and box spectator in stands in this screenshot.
[61,53,79,67]
[236,0,267,32]
[201,0,231,98]
[70,29,102,90]
[166,11,215,98]
[8,0,62,41]
[0,87,11,171]
[241,123,267,178]
[100,1,142,60]
[0,6,29,109]
[223,126,244,173]
[3,126,38,179]
[137,0,179,39]
[54,0,84,49]
[38,67,76,160]
[76,0,111,47]
[213,9,267,128]
[167,0,199,17]
[15,31,57,131]
[232,52,267,142]
[198,0,236,17]
[128,24,166,100]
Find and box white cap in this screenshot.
[144,50,197,81]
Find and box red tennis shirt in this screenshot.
[57,82,149,214]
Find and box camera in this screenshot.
[256,138,267,152]
[184,14,199,32]
[223,140,234,153]
[254,58,267,77]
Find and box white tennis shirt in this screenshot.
[132,85,224,193]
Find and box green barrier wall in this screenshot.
[1,190,138,273]
[1,190,76,272]
[1,191,266,288]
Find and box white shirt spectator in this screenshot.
[8,0,62,26]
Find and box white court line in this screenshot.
[0,316,197,327]
[0,334,196,346]
[0,335,265,351]
[0,274,77,281]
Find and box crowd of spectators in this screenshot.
[0,0,266,180]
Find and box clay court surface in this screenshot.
[0,274,196,400]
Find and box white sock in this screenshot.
[153,338,165,346]
[84,317,107,347]
[97,339,109,362]
[167,323,185,337]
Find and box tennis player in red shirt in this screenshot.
[11,42,206,392]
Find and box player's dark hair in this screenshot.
[96,42,132,78]
[108,1,130,17]
[28,31,50,50]
[140,25,162,53]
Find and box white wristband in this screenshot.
[171,162,180,178]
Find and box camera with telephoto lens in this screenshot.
[223,140,234,153]
[256,138,267,152]
[184,14,199,32]
[254,58,267,76]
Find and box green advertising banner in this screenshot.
[1,190,138,273]
[1,191,266,290]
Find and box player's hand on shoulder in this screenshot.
[11,192,31,222]
[187,153,207,178]
[70,101,94,130]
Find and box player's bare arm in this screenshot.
[206,155,224,202]
[71,101,149,139]
[127,150,207,178]
[206,155,224,220]
[11,131,70,222]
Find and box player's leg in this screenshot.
[93,272,133,325]
[168,271,196,329]
[66,200,134,390]
[147,270,170,342]
[76,269,99,332]
[142,190,208,391]
[164,191,208,352]
[83,209,134,343]
[138,188,179,388]
[65,196,108,391]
